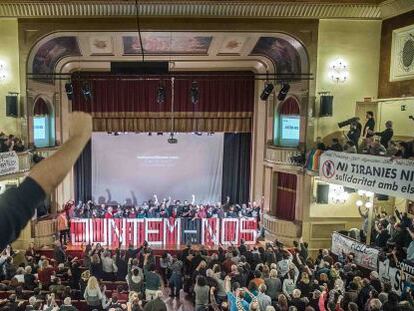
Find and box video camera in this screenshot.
[338,117,359,128]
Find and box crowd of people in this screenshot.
[357,207,414,263]
[63,196,262,220]
[0,237,414,311]
[314,112,414,159]
[0,132,25,153]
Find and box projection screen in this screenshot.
[92,132,223,204]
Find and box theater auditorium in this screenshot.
[0,1,414,311]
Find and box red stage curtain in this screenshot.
[71,72,254,132]
[33,98,49,115]
[279,96,300,115]
[275,172,297,221]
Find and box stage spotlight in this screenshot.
[107,131,113,135]
[168,133,178,144]
[157,132,163,136]
[277,83,290,101]
[194,132,202,136]
[207,132,214,136]
[260,82,274,101]
[190,81,199,105]
[156,84,166,105]
[113,132,120,136]
[65,82,73,101]
[81,81,92,101]
[148,132,152,136]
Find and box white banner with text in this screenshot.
[378,259,414,295]
[0,151,19,176]
[331,232,379,270]
[319,151,414,200]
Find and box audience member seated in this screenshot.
[0,132,26,153]
[374,120,394,149]
[329,138,343,152]
[344,141,357,153]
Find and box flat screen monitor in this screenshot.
[33,117,46,140]
[280,115,300,144]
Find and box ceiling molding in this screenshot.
[0,2,383,19]
[379,0,414,19]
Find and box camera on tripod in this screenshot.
[338,117,359,128]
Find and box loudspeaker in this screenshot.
[316,184,329,204]
[319,95,333,117]
[6,95,18,117]
[376,194,389,201]
[111,61,169,74]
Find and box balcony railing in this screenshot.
[263,214,302,243]
[0,147,58,179]
[265,145,304,167]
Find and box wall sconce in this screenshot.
[328,184,349,204]
[329,59,348,83]
[355,190,374,209]
[0,61,7,82]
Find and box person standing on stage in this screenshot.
[57,210,70,245]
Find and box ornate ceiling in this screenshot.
[0,0,412,19]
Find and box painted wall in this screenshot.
[0,19,21,136]
[378,99,414,138]
[378,11,414,98]
[315,20,381,139]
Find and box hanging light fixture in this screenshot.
[81,81,92,101]
[156,82,166,105]
[260,82,274,101]
[65,81,73,100]
[190,81,199,105]
[277,83,290,101]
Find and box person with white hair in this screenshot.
[369,298,382,311]
[289,289,306,311]
[264,269,281,302]
[14,267,25,283]
[59,297,78,311]
[26,296,38,311]
[256,284,271,311]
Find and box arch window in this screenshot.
[274,96,300,147]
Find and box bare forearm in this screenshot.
[29,134,90,194]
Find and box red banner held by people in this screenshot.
[70,218,257,247]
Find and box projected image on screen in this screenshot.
[33,117,46,140]
[92,133,223,204]
[280,115,300,141]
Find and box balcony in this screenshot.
[0,147,57,180]
[263,213,302,245]
[264,145,304,169]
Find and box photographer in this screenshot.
[363,111,375,138]
[347,120,362,147]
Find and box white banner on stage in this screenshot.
[331,232,379,271]
[319,151,414,200]
[0,151,19,176]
